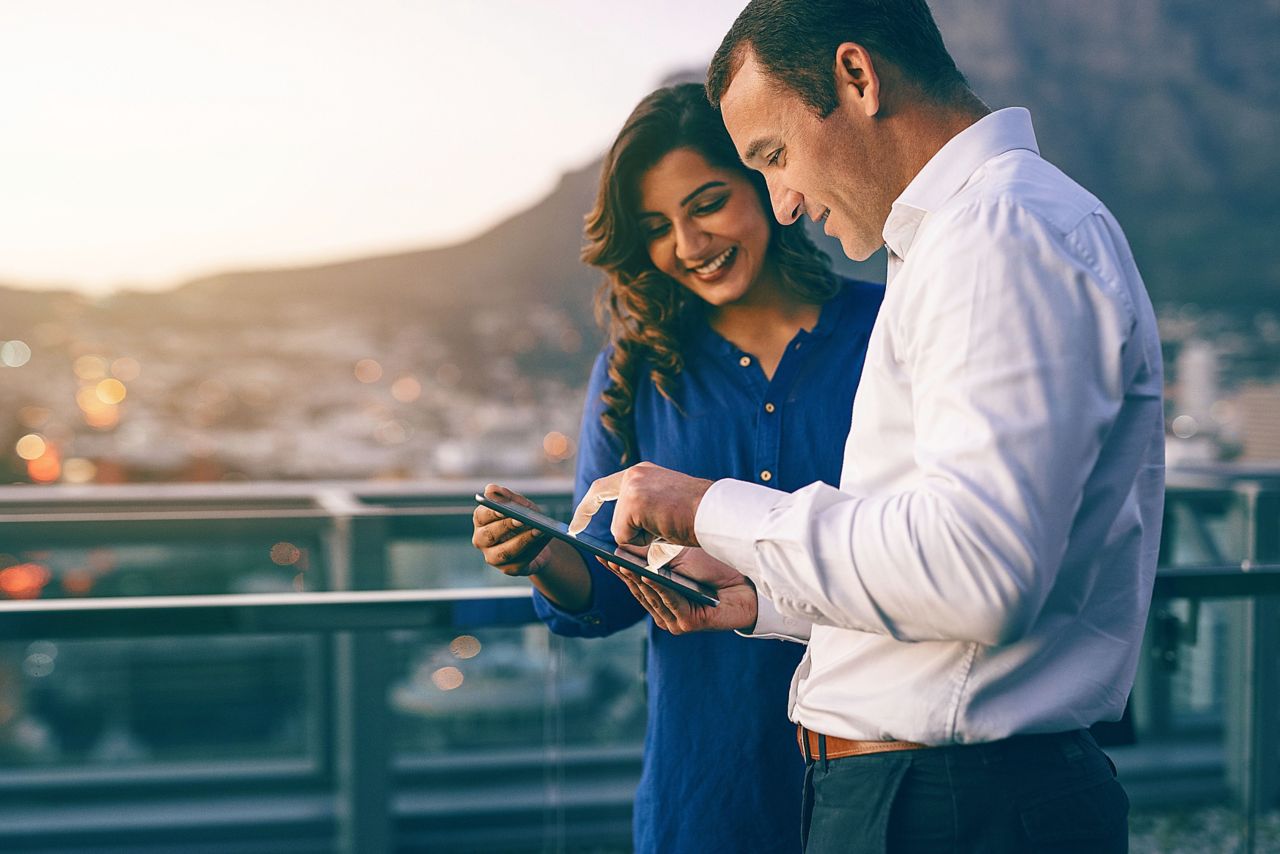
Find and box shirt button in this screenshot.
[764,402,775,413]
[761,470,773,482]
[739,355,751,367]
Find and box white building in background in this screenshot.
[1167,339,1222,466]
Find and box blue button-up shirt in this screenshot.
[534,278,883,854]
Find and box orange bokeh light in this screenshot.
[354,359,383,384]
[0,563,52,599]
[431,666,464,691]
[270,542,302,566]
[542,431,573,460]
[27,447,61,483]
[391,375,421,403]
[96,378,127,404]
[62,570,95,596]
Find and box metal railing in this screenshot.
[0,467,1278,852]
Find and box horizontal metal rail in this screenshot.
[1154,564,1280,598]
[0,564,1275,641]
[0,587,535,639]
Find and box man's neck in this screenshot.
[883,94,990,208]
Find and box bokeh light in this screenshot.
[0,563,52,599]
[73,354,109,380]
[431,666,465,691]
[61,569,95,595]
[96,378,128,404]
[1,340,33,367]
[15,434,47,461]
[1172,415,1198,439]
[354,359,383,383]
[62,457,98,484]
[28,452,62,483]
[111,356,142,381]
[270,542,303,566]
[449,635,482,659]
[542,431,574,461]
[23,651,56,678]
[17,406,51,429]
[391,375,422,403]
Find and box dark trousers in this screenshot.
[800,730,1128,853]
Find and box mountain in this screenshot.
[138,0,1280,313]
[931,0,1280,308]
[6,1,1279,325]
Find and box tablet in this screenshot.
[475,493,720,608]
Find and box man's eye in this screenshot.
[692,196,729,216]
[767,149,783,167]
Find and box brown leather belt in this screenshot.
[797,724,927,760]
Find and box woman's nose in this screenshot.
[672,217,711,263]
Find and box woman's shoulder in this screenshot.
[834,275,886,304]
[829,275,885,329]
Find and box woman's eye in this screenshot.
[692,196,729,216]
[645,223,670,240]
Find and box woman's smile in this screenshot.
[687,246,738,282]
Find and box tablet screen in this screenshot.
[475,493,719,607]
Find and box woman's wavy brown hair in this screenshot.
[583,82,838,464]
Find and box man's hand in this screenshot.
[569,462,713,547]
[602,545,758,635]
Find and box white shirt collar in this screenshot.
[883,107,1040,259]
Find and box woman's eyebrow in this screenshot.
[680,181,728,206]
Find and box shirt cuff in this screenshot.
[531,587,607,631]
[736,592,812,643]
[694,478,787,583]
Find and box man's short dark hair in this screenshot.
[706,0,968,115]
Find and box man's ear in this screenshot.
[833,42,881,118]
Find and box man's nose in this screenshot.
[769,183,804,226]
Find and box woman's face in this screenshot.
[636,147,772,308]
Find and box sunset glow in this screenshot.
[0,0,747,294]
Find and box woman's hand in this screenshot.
[471,484,553,577]
[602,545,758,635]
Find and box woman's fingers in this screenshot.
[471,513,529,549]
[487,527,548,563]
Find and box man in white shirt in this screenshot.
[570,1,1164,850]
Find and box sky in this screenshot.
[0,0,748,294]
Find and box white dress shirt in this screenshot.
[695,108,1165,745]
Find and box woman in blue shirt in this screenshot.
[472,83,882,854]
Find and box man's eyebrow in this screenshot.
[742,137,777,165]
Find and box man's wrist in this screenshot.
[741,577,758,634]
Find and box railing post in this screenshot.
[323,491,394,854]
[1240,487,1280,854]
[1136,500,1179,739]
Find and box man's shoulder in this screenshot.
[941,149,1105,241]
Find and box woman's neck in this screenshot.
[708,266,825,380]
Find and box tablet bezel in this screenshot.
[474,493,720,608]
